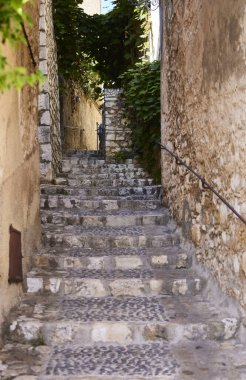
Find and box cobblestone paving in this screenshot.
[39,246,184,257]
[63,268,154,279]
[45,343,179,377]
[57,297,168,321]
[1,150,246,380]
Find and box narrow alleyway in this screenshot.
[0,150,246,380]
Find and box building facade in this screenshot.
[0,1,41,332]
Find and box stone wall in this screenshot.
[61,81,101,151]
[38,0,62,182]
[161,0,246,308]
[0,1,41,332]
[104,89,132,160]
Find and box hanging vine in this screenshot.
[53,0,149,98]
[0,0,42,91]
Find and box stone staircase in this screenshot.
[1,150,246,380]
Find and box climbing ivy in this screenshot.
[53,0,149,97]
[120,60,161,181]
[0,0,42,91]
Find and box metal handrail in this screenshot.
[21,22,37,68]
[157,141,246,226]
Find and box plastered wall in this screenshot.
[61,82,101,151]
[0,2,41,332]
[161,0,246,308]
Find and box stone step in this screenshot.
[41,209,170,227]
[1,341,179,379]
[41,184,162,198]
[63,166,147,176]
[26,267,205,297]
[1,341,245,380]
[63,171,149,180]
[8,296,239,345]
[42,225,179,249]
[34,249,190,270]
[62,159,139,168]
[64,158,106,165]
[53,177,154,187]
[66,149,100,156]
[40,195,161,211]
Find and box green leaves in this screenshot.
[0,0,42,91]
[120,60,161,181]
[53,0,149,98]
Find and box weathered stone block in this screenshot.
[38,126,51,144]
[91,323,132,343]
[38,93,49,111]
[40,111,51,126]
[109,279,145,296]
[151,255,168,266]
[115,256,143,270]
[27,277,43,293]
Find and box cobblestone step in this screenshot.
[7,296,239,346]
[62,159,140,169]
[1,150,245,380]
[26,268,205,297]
[34,250,190,271]
[41,209,170,227]
[1,340,246,379]
[54,177,154,187]
[42,225,179,249]
[65,172,149,180]
[41,184,162,198]
[62,167,148,176]
[40,195,161,211]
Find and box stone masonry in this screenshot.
[0,150,246,379]
[104,89,132,160]
[161,0,246,309]
[38,0,62,182]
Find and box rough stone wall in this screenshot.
[104,89,132,160]
[61,81,101,151]
[161,0,246,308]
[39,0,62,182]
[0,2,41,332]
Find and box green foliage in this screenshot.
[113,150,133,163]
[0,0,42,91]
[53,0,149,97]
[120,60,161,181]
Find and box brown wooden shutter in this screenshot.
[8,225,23,284]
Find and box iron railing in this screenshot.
[21,22,37,68]
[157,141,246,226]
